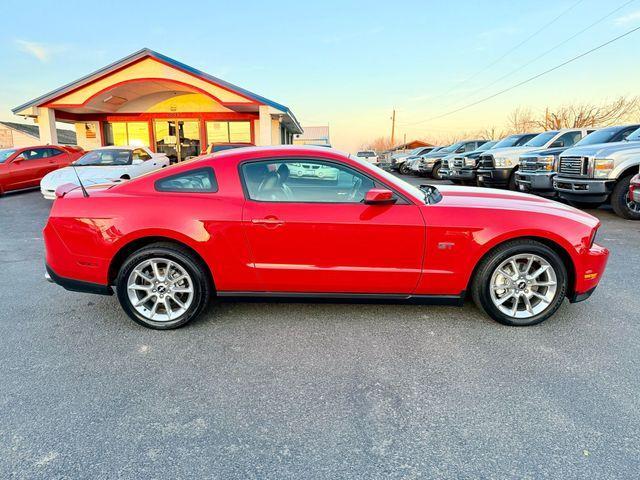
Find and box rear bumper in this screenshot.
[477,167,511,187]
[515,171,555,193]
[46,264,112,295]
[553,176,613,203]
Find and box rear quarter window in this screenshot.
[155,167,218,193]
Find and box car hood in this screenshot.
[434,185,599,228]
[520,146,567,158]
[485,146,535,158]
[561,140,640,158]
[41,166,127,188]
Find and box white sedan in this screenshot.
[40,146,169,199]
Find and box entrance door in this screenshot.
[154,120,200,163]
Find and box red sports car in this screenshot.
[630,173,640,204]
[43,146,609,329]
[0,145,83,195]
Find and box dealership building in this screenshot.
[12,48,303,161]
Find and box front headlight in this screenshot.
[593,158,614,178]
[493,156,513,168]
[464,157,476,167]
[537,155,555,171]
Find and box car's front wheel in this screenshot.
[471,240,567,326]
[399,163,411,175]
[116,243,212,329]
[611,175,640,220]
[431,163,442,180]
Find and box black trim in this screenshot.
[569,286,597,304]
[216,291,465,306]
[237,156,414,205]
[46,264,113,296]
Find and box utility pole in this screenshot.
[390,109,396,146]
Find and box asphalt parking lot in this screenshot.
[1,180,639,479]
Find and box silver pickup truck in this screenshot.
[554,126,640,219]
[515,126,640,196]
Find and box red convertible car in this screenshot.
[0,145,83,195]
[43,146,609,329]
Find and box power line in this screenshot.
[414,0,584,106]
[446,0,636,108]
[400,23,640,127]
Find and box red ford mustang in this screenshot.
[43,146,609,329]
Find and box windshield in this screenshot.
[440,142,463,154]
[0,149,17,163]
[524,131,558,147]
[575,129,619,146]
[475,141,497,152]
[74,149,132,166]
[626,127,640,142]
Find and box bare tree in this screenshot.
[535,96,640,129]
[506,107,537,133]
[362,136,396,151]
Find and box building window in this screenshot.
[205,121,251,144]
[104,122,150,147]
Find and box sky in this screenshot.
[1,0,639,152]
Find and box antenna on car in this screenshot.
[71,164,89,197]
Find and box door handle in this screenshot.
[251,217,284,227]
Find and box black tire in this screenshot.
[471,240,567,326]
[399,163,410,175]
[507,171,517,190]
[611,175,640,220]
[116,242,212,329]
[568,200,602,209]
[431,163,442,180]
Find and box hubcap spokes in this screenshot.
[625,192,640,213]
[127,258,194,322]
[490,254,558,319]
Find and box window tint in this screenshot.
[45,148,63,157]
[21,148,47,160]
[241,160,377,203]
[155,167,218,193]
[75,149,132,166]
[555,131,583,147]
[133,149,152,161]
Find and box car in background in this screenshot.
[417,140,488,179]
[355,150,379,164]
[477,129,591,190]
[630,173,640,204]
[390,146,437,173]
[516,125,639,196]
[0,145,84,195]
[40,146,170,200]
[554,127,640,219]
[201,142,254,156]
[44,145,608,329]
[406,147,443,174]
[445,140,498,184]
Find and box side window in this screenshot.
[21,149,46,160]
[155,167,218,193]
[619,127,638,142]
[556,131,582,147]
[241,160,377,203]
[133,149,152,161]
[47,148,63,157]
[464,142,476,152]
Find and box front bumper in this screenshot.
[448,168,476,181]
[476,167,512,187]
[418,162,435,174]
[571,243,609,301]
[553,176,613,203]
[515,171,556,193]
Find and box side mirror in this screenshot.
[364,188,396,205]
[132,158,144,165]
[550,140,564,148]
[456,147,465,153]
[13,154,26,163]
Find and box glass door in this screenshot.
[154,120,201,163]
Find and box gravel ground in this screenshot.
[0,182,638,479]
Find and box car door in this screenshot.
[240,158,426,294]
[7,148,54,189]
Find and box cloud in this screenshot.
[15,40,54,62]
[615,10,640,26]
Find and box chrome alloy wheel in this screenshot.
[489,254,558,319]
[126,258,194,322]
[625,192,640,213]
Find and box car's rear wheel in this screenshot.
[116,243,211,329]
[431,163,442,180]
[611,175,640,220]
[399,163,410,175]
[471,240,567,326]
